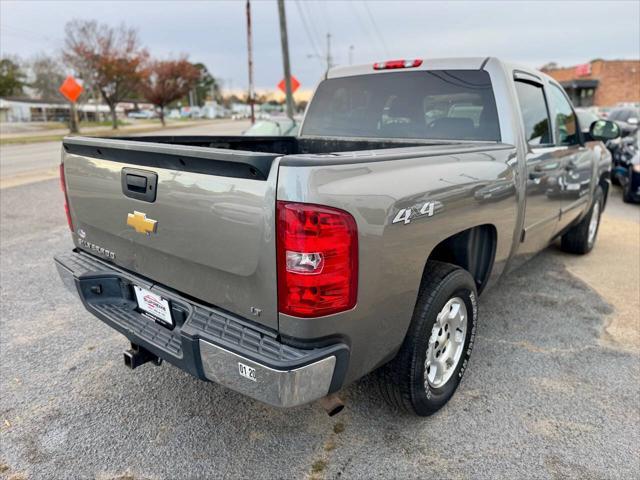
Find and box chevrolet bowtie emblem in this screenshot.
[127,211,157,235]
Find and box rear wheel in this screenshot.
[622,169,635,203]
[378,261,478,416]
[561,186,604,254]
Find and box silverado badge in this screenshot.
[127,211,158,235]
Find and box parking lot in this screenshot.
[0,125,639,479]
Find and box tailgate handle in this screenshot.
[121,168,158,202]
[126,174,147,192]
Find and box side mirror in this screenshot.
[589,119,621,141]
[627,117,639,126]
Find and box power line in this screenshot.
[362,1,390,57]
[0,25,61,45]
[294,0,323,65]
[347,1,378,58]
[313,0,331,42]
[302,1,325,52]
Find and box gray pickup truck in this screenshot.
[55,57,620,416]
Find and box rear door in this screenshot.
[514,78,564,253]
[63,138,279,329]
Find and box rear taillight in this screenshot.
[277,201,358,318]
[59,163,73,231]
[373,59,423,70]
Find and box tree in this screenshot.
[193,63,220,106]
[30,53,66,100]
[0,57,26,97]
[141,58,200,126]
[63,20,148,129]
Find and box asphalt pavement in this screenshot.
[0,138,638,479]
[0,120,251,189]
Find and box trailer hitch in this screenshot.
[123,343,162,370]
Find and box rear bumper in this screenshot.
[54,250,348,407]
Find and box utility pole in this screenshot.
[246,0,255,124]
[277,0,295,120]
[68,102,79,133]
[326,33,333,71]
[348,45,354,65]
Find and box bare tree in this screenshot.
[141,58,200,126]
[30,53,66,100]
[63,20,148,129]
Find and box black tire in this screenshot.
[610,170,620,186]
[561,186,604,254]
[378,261,478,416]
[622,170,635,203]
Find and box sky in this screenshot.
[1,0,639,93]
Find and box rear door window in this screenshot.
[302,70,501,141]
[514,81,551,145]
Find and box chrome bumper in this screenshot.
[54,250,347,409]
[199,341,336,407]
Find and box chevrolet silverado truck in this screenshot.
[54,57,620,416]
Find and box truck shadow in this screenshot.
[4,234,637,480]
[135,246,624,478]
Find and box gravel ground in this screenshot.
[1,179,638,480]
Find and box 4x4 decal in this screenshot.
[392,201,443,225]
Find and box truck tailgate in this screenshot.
[62,138,279,330]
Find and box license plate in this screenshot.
[133,286,173,326]
[238,362,257,382]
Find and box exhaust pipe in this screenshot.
[319,393,344,416]
[124,343,162,370]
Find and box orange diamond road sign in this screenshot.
[59,76,83,103]
[277,75,300,94]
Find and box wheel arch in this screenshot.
[423,224,498,295]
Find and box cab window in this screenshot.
[514,81,551,145]
[548,84,579,146]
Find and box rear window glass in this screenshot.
[301,70,501,141]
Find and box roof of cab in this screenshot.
[326,57,491,79]
[326,57,555,86]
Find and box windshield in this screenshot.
[302,70,500,141]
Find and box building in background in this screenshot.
[542,59,640,107]
[0,97,136,123]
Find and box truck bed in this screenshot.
[61,134,512,332]
[63,134,505,180]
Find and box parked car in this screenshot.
[576,108,600,135]
[608,106,639,136]
[243,117,300,136]
[127,110,157,119]
[611,133,640,203]
[55,57,620,416]
[596,106,612,119]
[167,109,181,119]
